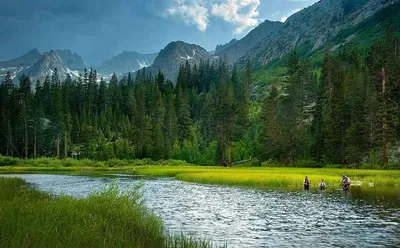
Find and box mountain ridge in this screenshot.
[98,51,158,75]
[139,40,215,82]
[216,20,283,64]
[239,0,400,66]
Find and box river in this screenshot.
[2,174,400,247]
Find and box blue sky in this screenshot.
[0,0,318,66]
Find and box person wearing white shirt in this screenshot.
[319,179,326,190]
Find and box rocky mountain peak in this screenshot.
[215,20,283,64]
[54,49,85,70]
[240,0,399,65]
[0,48,42,68]
[98,51,158,75]
[144,41,214,82]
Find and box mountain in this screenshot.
[240,0,399,65]
[142,41,215,82]
[55,49,85,70]
[98,51,158,75]
[0,49,42,81]
[216,20,283,64]
[215,39,238,54]
[15,50,80,82]
[0,49,42,68]
[0,49,84,83]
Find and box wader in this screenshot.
[304,179,310,190]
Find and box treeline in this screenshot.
[0,59,251,165]
[0,34,399,167]
[259,32,400,167]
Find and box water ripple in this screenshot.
[2,174,399,248]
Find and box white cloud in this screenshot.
[164,0,261,34]
[165,0,209,32]
[212,0,260,34]
[280,8,301,23]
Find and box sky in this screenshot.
[0,0,318,66]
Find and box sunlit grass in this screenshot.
[133,166,400,189]
[1,158,400,189]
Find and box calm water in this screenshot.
[2,174,400,247]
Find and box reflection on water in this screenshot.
[2,174,400,247]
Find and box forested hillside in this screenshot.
[1,32,399,168]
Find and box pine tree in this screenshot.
[164,95,178,158]
[18,74,32,158]
[32,80,45,158]
[259,86,282,161]
[0,72,15,156]
[175,85,191,142]
[50,69,63,158]
[215,72,236,166]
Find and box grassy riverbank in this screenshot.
[0,177,221,248]
[2,162,400,189]
[133,166,400,189]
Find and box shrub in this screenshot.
[33,158,60,167]
[141,158,155,165]
[360,163,384,170]
[93,161,106,168]
[160,159,189,166]
[324,164,344,168]
[79,159,96,167]
[294,159,320,168]
[0,156,20,166]
[105,159,129,167]
[61,158,79,167]
[261,160,286,167]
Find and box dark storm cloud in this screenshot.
[0,0,163,65]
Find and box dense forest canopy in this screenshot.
[1,34,399,168]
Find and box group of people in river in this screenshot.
[303,174,351,191]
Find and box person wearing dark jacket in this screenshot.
[341,174,351,191]
[303,176,310,190]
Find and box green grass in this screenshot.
[131,166,400,189]
[1,155,400,189]
[0,177,223,248]
[0,155,191,168]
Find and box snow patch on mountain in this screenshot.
[180,50,196,60]
[136,59,151,69]
[66,68,80,78]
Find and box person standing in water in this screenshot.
[319,179,326,190]
[341,174,351,191]
[303,176,310,190]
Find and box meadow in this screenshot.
[1,155,400,189]
[0,177,224,248]
[132,166,400,189]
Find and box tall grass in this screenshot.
[133,166,400,189]
[0,155,190,168]
[0,177,221,248]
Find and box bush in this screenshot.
[324,164,345,169]
[294,159,320,168]
[160,159,189,166]
[79,159,96,167]
[359,163,384,170]
[105,159,129,167]
[93,161,106,168]
[0,156,20,166]
[141,158,155,165]
[61,158,80,167]
[261,160,286,167]
[33,158,60,167]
